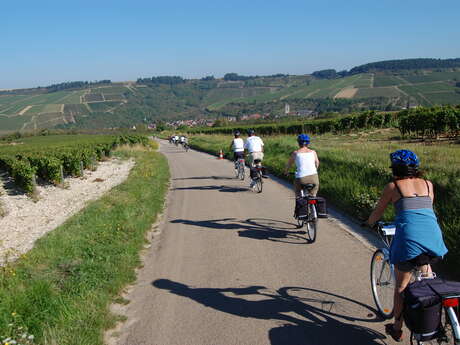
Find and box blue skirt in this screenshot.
[390,208,448,264]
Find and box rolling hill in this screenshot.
[1,58,460,133]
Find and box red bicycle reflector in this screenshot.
[308,200,317,204]
[443,298,459,307]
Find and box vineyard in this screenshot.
[189,105,460,138]
[0,134,148,193]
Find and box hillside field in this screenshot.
[1,68,460,133]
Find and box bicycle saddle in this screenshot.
[301,183,316,190]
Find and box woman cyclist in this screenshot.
[366,149,448,342]
[284,134,320,197]
[229,130,245,168]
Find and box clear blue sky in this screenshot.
[2,0,460,89]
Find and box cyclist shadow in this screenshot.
[152,279,387,345]
[173,176,236,181]
[170,218,308,244]
[173,185,249,193]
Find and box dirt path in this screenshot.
[334,87,358,99]
[105,141,403,345]
[18,105,32,115]
[0,158,134,263]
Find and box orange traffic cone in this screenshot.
[218,150,224,160]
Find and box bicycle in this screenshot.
[370,222,460,345]
[249,159,264,193]
[234,157,245,180]
[293,182,318,243]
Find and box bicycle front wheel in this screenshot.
[370,249,394,319]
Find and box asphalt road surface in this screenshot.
[109,141,404,345]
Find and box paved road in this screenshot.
[109,141,398,345]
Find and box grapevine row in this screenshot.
[189,105,460,138]
[0,134,148,193]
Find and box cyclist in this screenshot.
[244,129,267,187]
[244,129,264,167]
[365,149,448,342]
[179,135,186,145]
[174,134,179,146]
[283,134,319,197]
[229,130,245,169]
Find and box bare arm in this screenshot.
[284,151,296,175]
[367,183,394,225]
[428,180,435,202]
[313,150,319,168]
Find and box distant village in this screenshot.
[154,103,316,129]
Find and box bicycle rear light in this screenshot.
[443,298,459,308]
[308,200,317,204]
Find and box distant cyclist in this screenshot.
[229,130,245,169]
[179,135,186,145]
[284,134,319,196]
[244,129,264,168]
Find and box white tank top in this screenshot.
[295,151,317,178]
[232,138,244,152]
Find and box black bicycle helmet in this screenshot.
[247,129,255,135]
[234,130,241,137]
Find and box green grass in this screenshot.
[424,92,460,105]
[0,114,33,130]
[0,143,169,345]
[58,90,86,104]
[94,86,130,94]
[64,104,89,115]
[401,71,460,84]
[399,82,456,94]
[373,75,404,87]
[34,113,65,128]
[25,104,62,115]
[355,87,402,98]
[88,101,122,112]
[189,133,460,278]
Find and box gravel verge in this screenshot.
[0,158,135,263]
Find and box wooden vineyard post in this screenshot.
[32,174,37,190]
[80,161,84,177]
[60,165,65,186]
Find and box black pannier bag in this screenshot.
[249,167,258,179]
[403,278,460,336]
[295,197,308,218]
[403,279,442,337]
[314,196,328,218]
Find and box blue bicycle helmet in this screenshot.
[390,149,420,167]
[297,134,310,145]
[247,129,255,135]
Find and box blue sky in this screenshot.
[2,0,460,89]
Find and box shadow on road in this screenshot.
[173,176,236,181]
[170,218,310,244]
[152,279,387,345]
[173,185,249,193]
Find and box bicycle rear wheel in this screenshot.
[238,163,245,180]
[254,176,263,193]
[370,249,394,319]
